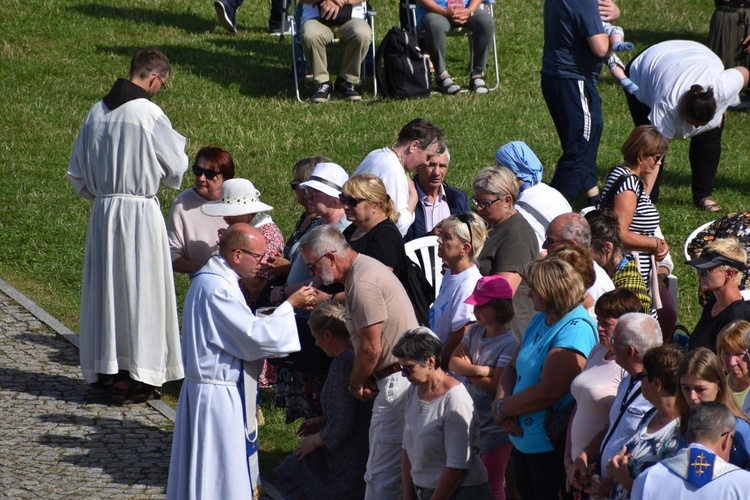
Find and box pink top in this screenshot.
[569,343,627,460]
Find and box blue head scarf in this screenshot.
[494,141,544,186]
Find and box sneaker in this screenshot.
[334,79,362,101]
[311,81,333,103]
[214,0,237,33]
[268,18,293,36]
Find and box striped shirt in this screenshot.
[602,166,660,288]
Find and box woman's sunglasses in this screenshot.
[192,165,220,180]
[339,194,367,207]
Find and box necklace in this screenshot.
[418,371,444,413]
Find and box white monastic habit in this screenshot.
[67,79,188,387]
[631,443,750,499]
[167,255,301,500]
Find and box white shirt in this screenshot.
[630,40,745,140]
[429,266,482,347]
[515,183,572,250]
[355,147,414,236]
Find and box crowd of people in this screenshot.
[66,9,750,494]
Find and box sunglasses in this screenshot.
[651,153,664,163]
[339,194,367,207]
[455,212,474,249]
[290,180,300,191]
[400,364,418,375]
[698,266,723,277]
[192,164,220,180]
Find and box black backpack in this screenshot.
[375,26,431,100]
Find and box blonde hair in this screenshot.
[548,244,596,289]
[706,238,747,287]
[717,320,750,357]
[342,174,398,224]
[523,258,586,317]
[675,347,750,435]
[440,212,488,260]
[308,300,349,340]
[472,166,519,204]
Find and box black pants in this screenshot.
[515,450,566,500]
[624,59,724,204]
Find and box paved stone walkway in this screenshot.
[0,281,175,498]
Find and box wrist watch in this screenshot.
[496,400,507,419]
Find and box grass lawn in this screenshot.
[3,0,749,478]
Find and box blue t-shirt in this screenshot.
[508,305,597,454]
[541,0,605,81]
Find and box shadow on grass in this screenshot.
[69,3,215,34]
[98,42,301,98]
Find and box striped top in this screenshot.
[601,166,660,289]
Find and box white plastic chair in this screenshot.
[683,220,715,261]
[404,235,443,296]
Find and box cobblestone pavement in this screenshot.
[0,284,174,499]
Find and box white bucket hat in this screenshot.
[201,178,273,217]
[298,162,349,198]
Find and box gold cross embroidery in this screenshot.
[690,452,711,477]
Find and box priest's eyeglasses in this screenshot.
[235,248,265,262]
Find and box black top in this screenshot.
[102,78,151,110]
[343,219,405,275]
[689,296,750,351]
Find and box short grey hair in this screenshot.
[472,166,519,204]
[392,327,443,368]
[559,213,592,248]
[298,225,351,259]
[687,402,736,444]
[617,312,663,358]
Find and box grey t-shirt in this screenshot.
[461,324,519,453]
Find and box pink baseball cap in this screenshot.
[464,275,514,305]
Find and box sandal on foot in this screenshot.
[110,385,132,405]
[697,196,722,212]
[469,75,489,94]
[438,73,461,95]
[131,383,161,404]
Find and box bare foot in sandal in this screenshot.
[697,196,722,212]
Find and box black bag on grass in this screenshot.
[375,26,431,99]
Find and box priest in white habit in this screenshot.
[67,47,188,403]
[167,223,316,499]
[631,402,750,499]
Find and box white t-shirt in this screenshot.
[515,182,572,250]
[402,384,488,489]
[429,266,482,347]
[355,147,414,236]
[630,40,745,140]
[588,262,615,314]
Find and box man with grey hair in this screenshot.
[355,118,447,236]
[299,225,419,499]
[405,148,471,242]
[544,212,614,301]
[632,402,750,499]
[572,312,662,494]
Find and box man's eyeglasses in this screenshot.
[155,74,169,93]
[307,251,336,271]
[290,181,300,191]
[192,164,221,180]
[544,236,570,247]
[471,197,501,210]
[235,248,265,262]
[339,194,368,207]
[455,212,474,249]
[635,371,648,381]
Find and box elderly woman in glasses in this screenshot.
[472,166,539,338]
[340,174,405,273]
[686,238,750,352]
[717,321,750,416]
[430,212,487,367]
[168,146,235,275]
[394,327,493,500]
